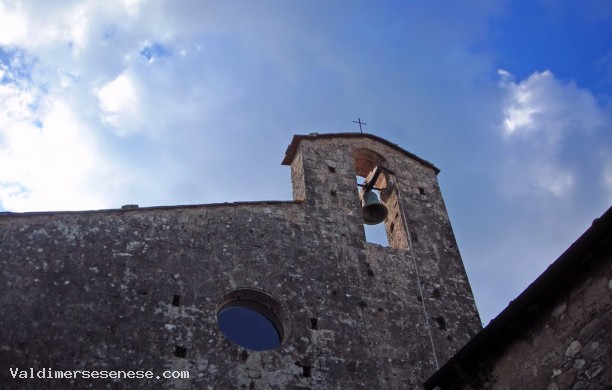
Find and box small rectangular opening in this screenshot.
[310,318,318,330]
[364,223,388,246]
[172,294,181,307]
[328,166,336,173]
[418,187,425,195]
[302,366,312,377]
[174,346,187,358]
[330,190,337,197]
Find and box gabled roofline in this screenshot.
[281,132,440,174]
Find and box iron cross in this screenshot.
[353,118,367,133]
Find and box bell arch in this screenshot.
[353,148,388,190]
[353,147,409,250]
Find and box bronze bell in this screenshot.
[361,190,388,225]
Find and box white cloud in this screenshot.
[534,166,574,197]
[63,3,91,55]
[0,1,124,49]
[94,72,140,133]
[498,70,610,199]
[0,83,36,123]
[0,2,28,45]
[121,0,143,17]
[0,49,123,211]
[501,160,575,199]
[501,70,607,140]
[0,97,122,211]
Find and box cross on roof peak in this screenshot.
[353,118,367,133]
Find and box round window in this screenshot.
[216,289,289,351]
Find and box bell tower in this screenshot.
[282,132,482,372]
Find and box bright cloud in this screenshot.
[122,0,143,16]
[0,0,130,47]
[0,48,122,212]
[95,72,140,133]
[500,69,607,139]
[0,2,28,45]
[0,83,36,123]
[0,97,121,211]
[498,70,611,199]
[64,4,91,55]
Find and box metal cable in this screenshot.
[394,177,440,370]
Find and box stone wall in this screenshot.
[0,134,481,389]
[287,134,482,368]
[460,252,611,390]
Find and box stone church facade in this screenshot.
[0,133,482,388]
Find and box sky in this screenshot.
[0,0,611,325]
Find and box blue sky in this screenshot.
[0,0,610,325]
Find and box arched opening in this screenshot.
[353,148,409,249]
[354,149,389,246]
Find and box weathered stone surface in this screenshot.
[552,301,567,317]
[442,240,611,390]
[566,341,583,357]
[424,204,612,390]
[479,253,612,390]
[0,134,481,389]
